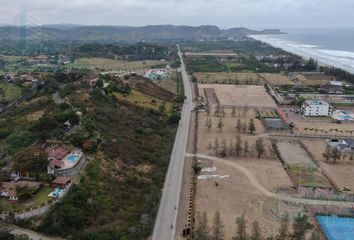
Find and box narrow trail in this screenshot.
[190,153,354,207]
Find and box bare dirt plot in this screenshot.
[194,72,264,85]
[153,79,177,94]
[277,141,314,165]
[195,159,293,239]
[197,110,267,154]
[301,139,354,190]
[260,73,295,86]
[198,84,277,108]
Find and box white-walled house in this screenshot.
[301,100,333,116]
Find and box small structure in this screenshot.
[301,100,333,116]
[51,177,71,189]
[326,138,354,152]
[0,181,42,201]
[46,147,70,161]
[144,69,170,80]
[26,55,49,65]
[332,110,354,123]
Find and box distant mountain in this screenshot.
[0,25,284,42]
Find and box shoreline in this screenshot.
[249,34,354,74]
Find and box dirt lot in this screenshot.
[195,159,294,239]
[198,84,277,108]
[195,72,264,85]
[277,141,314,165]
[259,73,294,86]
[292,73,332,86]
[195,106,296,238]
[301,139,354,190]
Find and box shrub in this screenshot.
[5,131,36,150]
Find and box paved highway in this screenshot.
[152,45,193,240]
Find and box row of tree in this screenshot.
[194,211,320,240]
[207,137,274,159]
[204,118,256,135]
[210,105,250,119]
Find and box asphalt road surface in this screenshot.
[152,45,193,240]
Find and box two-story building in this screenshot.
[301,100,333,116]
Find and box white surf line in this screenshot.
[190,153,354,207]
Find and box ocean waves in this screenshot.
[250,34,354,73]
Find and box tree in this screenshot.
[331,147,341,163]
[217,119,224,132]
[194,212,210,240]
[207,142,213,155]
[323,146,331,162]
[233,213,247,240]
[205,118,213,132]
[236,119,242,134]
[210,211,225,240]
[255,138,265,158]
[243,140,250,157]
[235,135,243,157]
[214,138,220,155]
[231,107,236,118]
[250,221,262,240]
[291,213,313,240]
[218,139,227,157]
[277,213,289,240]
[248,119,256,134]
[12,147,48,175]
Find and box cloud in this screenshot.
[0,0,353,28]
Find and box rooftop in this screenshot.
[304,99,330,106]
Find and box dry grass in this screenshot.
[198,84,277,108]
[195,72,263,85]
[260,73,294,85]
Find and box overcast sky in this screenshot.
[0,0,354,29]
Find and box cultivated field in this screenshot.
[194,72,263,85]
[260,73,295,85]
[70,57,162,71]
[198,84,277,108]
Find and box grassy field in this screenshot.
[115,90,173,112]
[0,82,23,102]
[0,55,27,63]
[287,165,332,189]
[69,57,162,71]
[0,186,52,212]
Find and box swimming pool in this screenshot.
[316,215,354,240]
[67,154,80,164]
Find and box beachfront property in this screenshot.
[301,100,333,116]
[0,181,42,201]
[332,110,354,123]
[326,138,354,152]
[144,69,170,80]
[46,146,84,175]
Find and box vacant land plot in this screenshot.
[302,139,354,190]
[70,57,162,71]
[296,73,332,86]
[153,79,177,95]
[260,73,294,85]
[277,141,314,165]
[0,82,22,102]
[115,90,173,112]
[195,159,293,239]
[194,72,263,85]
[198,84,277,108]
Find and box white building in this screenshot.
[301,100,333,116]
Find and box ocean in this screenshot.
[250,28,354,73]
